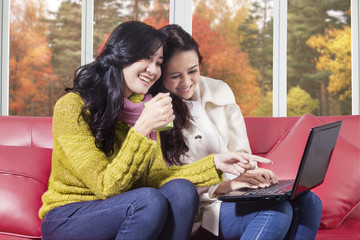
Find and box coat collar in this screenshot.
[191,76,235,106]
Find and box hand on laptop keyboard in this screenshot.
[214,168,278,195]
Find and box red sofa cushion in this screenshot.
[260,114,320,179]
[312,137,360,228]
[260,114,360,229]
[316,217,360,239]
[0,145,52,239]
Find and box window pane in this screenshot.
[287,0,351,116]
[93,0,170,58]
[192,0,274,117]
[9,0,82,116]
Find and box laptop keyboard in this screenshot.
[244,179,294,195]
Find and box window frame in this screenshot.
[0,0,359,116]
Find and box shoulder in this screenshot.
[54,93,84,112]
[193,76,236,105]
[53,92,85,121]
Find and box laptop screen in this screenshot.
[292,121,342,198]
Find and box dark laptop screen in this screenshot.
[292,121,342,198]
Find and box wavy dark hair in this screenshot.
[149,24,203,165]
[66,21,166,157]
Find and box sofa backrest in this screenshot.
[244,116,299,156]
[0,116,53,239]
[244,115,359,156]
[0,116,53,149]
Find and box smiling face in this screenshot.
[163,50,200,100]
[122,46,164,98]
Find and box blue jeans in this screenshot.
[41,179,199,240]
[285,191,323,240]
[199,191,322,240]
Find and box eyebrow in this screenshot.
[168,64,198,76]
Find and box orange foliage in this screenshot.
[143,12,169,29]
[9,0,54,116]
[97,12,169,55]
[192,15,260,116]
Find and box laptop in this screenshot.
[218,120,342,202]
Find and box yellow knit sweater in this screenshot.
[39,92,222,219]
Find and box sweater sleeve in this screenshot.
[53,93,156,199]
[147,149,223,188]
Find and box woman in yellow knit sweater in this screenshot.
[39,21,271,240]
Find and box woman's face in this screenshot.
[163,50,200,100]
[122,46,163,98]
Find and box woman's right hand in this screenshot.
[215,168,278,194]
[213,152,273,176]
[134,92,175,137]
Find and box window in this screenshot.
[1,0,359,116]
[192,0,274,117]
[7,0,169,116]
[287,0,351,116]
[9,0,81,116]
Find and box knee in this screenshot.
[135,188,168,219]
[159,179,199,215]
[275,200,294,222]
[307,191,322,210]
[296,191,322,208]
[295,191,323,215]
[165,179,199,204]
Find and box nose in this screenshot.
[146,62,157,75]
[182,74,192,86]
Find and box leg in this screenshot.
[218,200,293,240]
[41,187,168,240]
[158,179,199,240]
[285,191,322,240]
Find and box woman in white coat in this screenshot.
[149,24,323,240]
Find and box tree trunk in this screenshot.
[320,80,328,116]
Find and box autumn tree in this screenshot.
[47,0,82,110]
[252,91,272,116]
[9,0,54,116]
[124,0,153,21]
[307,26,351,115]
[287,0,350,115]
[253,86,319,117]
[142,0,169,29]
[93,0,125,57]
[287,86,319,116]
[194,0,250,47]
[49,0,129,112]
[238,0,273,97]
[192,15,261,116]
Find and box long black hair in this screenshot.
[149,24,203,165]
[66,21,166,156]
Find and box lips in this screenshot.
[177,85,192,94]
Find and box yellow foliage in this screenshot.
[306,26,351,101]
[287,86,319,116]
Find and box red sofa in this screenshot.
[0,114,359,239]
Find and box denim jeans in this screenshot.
[285,191,323,240]
[218,199,293,240]
[41,179,199,240]
[199,191,322,240]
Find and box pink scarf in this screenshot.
[119,94,157,141]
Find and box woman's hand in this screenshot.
[215,168,278,194]
[213,152,273,176]
[134,93,175,137]
[246,168,278,186]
